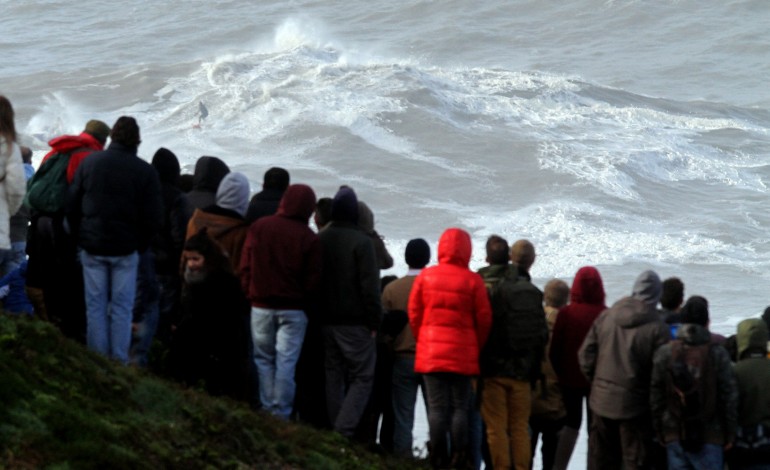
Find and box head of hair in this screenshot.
[20,146,32,164]
[314,197,333,229]
[681,295,709,326]
[510,239,536,270]
[660,277,684,311]
[182,227,232,275]
[263,167,290,191]
[83,119,111,145]
[381,275,398,292]
[544,279,570,309]
[109,116,141,149]
[0,96,17,151]
[485,235,510,265]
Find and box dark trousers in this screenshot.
[423,373,472,469]
[588,413,654,470]
[530,415,566,470]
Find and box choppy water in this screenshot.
[3,1,769,466]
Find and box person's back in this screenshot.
[731,318,770,469]
[579,269,670,470]
[650,296,737,469]
[67,116,162,364]
[409,227,491,468]
[318,187,382,439]
[186,156,229,210]
[245,166,289,223]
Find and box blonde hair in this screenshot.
[544,279,570,308]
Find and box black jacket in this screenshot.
[67,142,162,256]
[245,188,284,223]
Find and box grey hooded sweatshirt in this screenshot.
[579,270,670,419]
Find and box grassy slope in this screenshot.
[0,315,424,469]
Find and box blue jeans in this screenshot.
[129,250,160,367]
[392,354,426,456]
[251,307,308,419]
[81,250,139,364]
[667,442,723,470]
[0,241,26,277]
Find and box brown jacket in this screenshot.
[382,274,418,355]
[186,208,249,276]
[531,305,566,420]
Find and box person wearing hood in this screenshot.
[186,171,250,276]
[408,228,492,469]
[730,318,770,469]
[578,270,670,470]
[41,119,110,184]
[650,296,737,469]
[245,167,289,223]
[357,200,394,270]
[186,155,230,210]
[549,266,607,469]
[240,184,322,419]
[129,148,192,366]
[318,186,383,438]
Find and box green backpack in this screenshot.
[24,150,74,213]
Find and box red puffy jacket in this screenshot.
[408,228,492,375]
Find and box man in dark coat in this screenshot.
[67,116,162,364]
[318,186,383,438]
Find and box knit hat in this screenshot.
[331,187,359,224]
[215,172,250,217]
[83,119,111,144]
[405,238,430,269]
[680,296,709,326]
[632,270,662,306]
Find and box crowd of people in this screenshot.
[1,96,769,470]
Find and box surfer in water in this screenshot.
[194,101,208,129]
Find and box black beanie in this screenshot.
[331,187,359,224]
[681,296,709,326]
[405,238,430,269]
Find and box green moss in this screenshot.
[0,315,427,469]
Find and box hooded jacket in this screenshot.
[240,184,322,310]
[650,323,738,445]
[151,148,192,275]
[357,201,394,270]
[42,131,104,184]
[318,187,382,330]
[408,228,492,376]
[733,319,770,429]
[186,156,229,210]
[550,266,607,389]
[185,172,249,276]
[578,270,670,419]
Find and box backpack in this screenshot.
[482,268,548,380]
[24,150,76,214]
[668,341,714,452]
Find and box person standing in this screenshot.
[245,167,289,223]
[578,270,670,470]
[549,266,607,469]
[409,227,492,469]
[67,116,162,364]
[240,184,322,419]
[382,238,431,457]
[318,186,383,438]
[0,96,28,274]
[650,296,737,470]
[480,239,548,470]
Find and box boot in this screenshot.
[552,426,579,470]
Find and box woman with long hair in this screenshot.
[0,96,28,254]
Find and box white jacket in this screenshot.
[0,139,26,249]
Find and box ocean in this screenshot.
[3,0,769,467]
